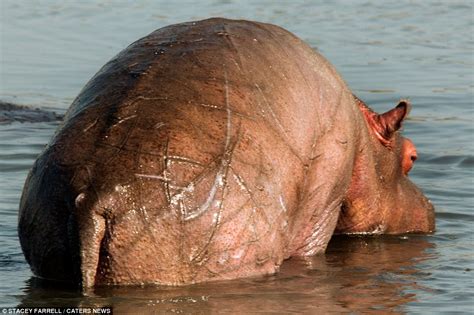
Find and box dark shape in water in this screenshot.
[0,101,63,124]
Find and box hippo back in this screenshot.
[19,18,360,286]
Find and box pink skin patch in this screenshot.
[402,138,417,175]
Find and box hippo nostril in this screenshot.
[411,154,417,162]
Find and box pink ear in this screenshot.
[377,100,411,138]
[355,96,412,147]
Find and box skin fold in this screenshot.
[18,18,435,289]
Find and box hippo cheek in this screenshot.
[385,180,435,234]
[334,199,384,235]
[335,179,435,235]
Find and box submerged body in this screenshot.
[18,18,434,288]
[0,101,63,124]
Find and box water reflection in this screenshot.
[18,235,436,313]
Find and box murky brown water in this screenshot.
[1,1,473,313]
[16,236,435,313]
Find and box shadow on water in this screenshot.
[17,235,436,313]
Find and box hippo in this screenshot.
[18,18,435,289]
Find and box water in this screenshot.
[1,0,473,313]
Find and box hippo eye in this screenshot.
[401,138,417,175]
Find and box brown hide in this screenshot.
[18,18,434,288]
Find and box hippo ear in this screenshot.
[377,100,411,139]
[355,95,412,147]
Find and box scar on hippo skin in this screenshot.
[18,18,435,289]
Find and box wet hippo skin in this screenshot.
[18,18,435,288]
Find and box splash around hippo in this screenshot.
[18,18,435,289]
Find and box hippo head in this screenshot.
[335,97,435,235]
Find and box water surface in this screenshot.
[1,1,473,313]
